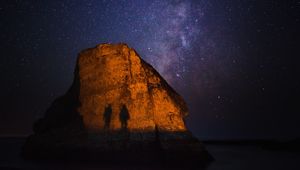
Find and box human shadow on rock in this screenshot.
[119,105,130,130]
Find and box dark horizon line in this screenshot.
[1,134,299,142]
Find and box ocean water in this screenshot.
[0,137,299,170]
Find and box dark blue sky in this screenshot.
[0,0,299,139]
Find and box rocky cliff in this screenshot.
[77,43,187,132]
[23,43,212,165]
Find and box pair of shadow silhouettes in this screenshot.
[103,104,130,130]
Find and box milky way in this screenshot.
[134,0,238,100]
[141,0,201,82]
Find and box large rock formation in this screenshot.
[23,43,212,165]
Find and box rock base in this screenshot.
[22,130,213,166]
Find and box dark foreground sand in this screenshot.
[0,137,299,170]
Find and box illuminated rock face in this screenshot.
[23,43,212,164]
[77,43,187,132]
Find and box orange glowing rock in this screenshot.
[23,43,212,165]
[77,43,187,132]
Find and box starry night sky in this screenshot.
[0,0,299,139]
